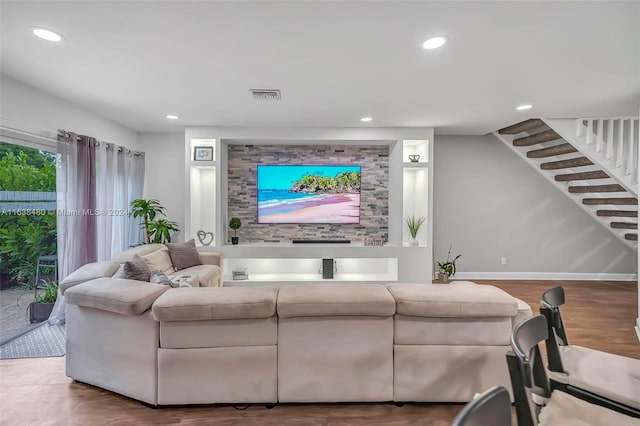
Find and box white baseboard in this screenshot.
[453,272,638,281]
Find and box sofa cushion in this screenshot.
[558,345,640,410]
[59,261,119,295]
[277,283,396,318]
[166,239,202,271]
[169,264,221,287]
[141,248,174,275]
[387,282,518,318]
[65,277,168,315]
[539,390,639,426]
[111,243,166,263]
[124,256,151,282]
[151,287,278,322]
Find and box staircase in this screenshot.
[494,117,639,250]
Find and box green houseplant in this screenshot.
[229,217,241,245]
[28,281,58,323]
[437,244,461,283]
[405,215,426,246]
[130,199,180,244]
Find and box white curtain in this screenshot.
[49,134,145,324]
[95,143,145,260]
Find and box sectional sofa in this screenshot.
[61,248,532,406]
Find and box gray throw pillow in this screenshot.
[123,255,151,282]
[166,239,202,271]
[150,270,177,288]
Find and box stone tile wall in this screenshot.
[227,144,388,243]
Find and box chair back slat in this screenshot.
[541,286,565,308]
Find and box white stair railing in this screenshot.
[576,117,639,186]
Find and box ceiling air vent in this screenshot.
[250,89,281,101]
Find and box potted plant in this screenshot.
[405,215,426,246]
[436,245,461,283]
[28,280,58,323]
[131,199,180,243]
[229,217,241,245]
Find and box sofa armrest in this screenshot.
[199,251,222,267]
[199,251,224,280]
[60,261,120,295]
[511,297,533,330]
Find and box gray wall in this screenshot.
[433,134,637,275]
[227,144,389,243]
[139,132,185,240]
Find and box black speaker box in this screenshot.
[322,258,334,279]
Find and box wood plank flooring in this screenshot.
[0,280,637,426]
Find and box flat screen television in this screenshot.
[257,165,361,224]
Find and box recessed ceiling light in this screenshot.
[422,36,447,50]
[516,104,533,111]
[33,28,62,42]
[166,114,179,120]
[360,117,372,122]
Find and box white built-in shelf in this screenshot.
[402,162,429,168]
[222,257,398,286]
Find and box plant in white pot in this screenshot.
[405,215,426,246]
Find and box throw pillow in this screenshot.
[150,270,177,288]
[166,239,202,270]
[123,255,151,282]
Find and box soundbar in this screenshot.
[292,239,351,244]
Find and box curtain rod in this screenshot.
[57,129,144,157]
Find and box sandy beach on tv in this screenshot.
[259,193,360,224]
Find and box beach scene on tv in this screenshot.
[257,165,361,224]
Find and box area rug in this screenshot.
[0,323,65,359]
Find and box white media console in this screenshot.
[185,127,435,285]
[201,243,429,285]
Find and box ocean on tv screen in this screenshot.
[257,165,361,224]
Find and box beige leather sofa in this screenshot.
[64,279,531,406]
[60,244,223,295]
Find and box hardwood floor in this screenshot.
[0,280,637,425]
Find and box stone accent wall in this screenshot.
[227,144,388,243]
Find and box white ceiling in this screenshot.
[1,1,639,135]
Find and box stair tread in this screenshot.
[568,184,626,193]
[597,210,637,217]
[624,233,637,241]
[527,143,577,158]
[583,197,637,205]
[611,222,638,229]
[541,157,593,170]
[555,171,609,181]
[498,119,545,135]
[514,129,561,147]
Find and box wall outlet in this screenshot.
[501,257,507,265]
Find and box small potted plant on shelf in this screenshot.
[28,280,58,323]
[229,217,241,245]
[405,215,426,246]
[436,244,461,283]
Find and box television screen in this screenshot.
[257,165,361,224]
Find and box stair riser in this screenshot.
[541,157,593,170]
[611,222,638,230]
[499,119,545,135]
[514,129,561,146]
[583,198,637,206]
[597,210,637,217]
[527,143,577,158]
[568,185,625,193]
[555,171,609,181]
